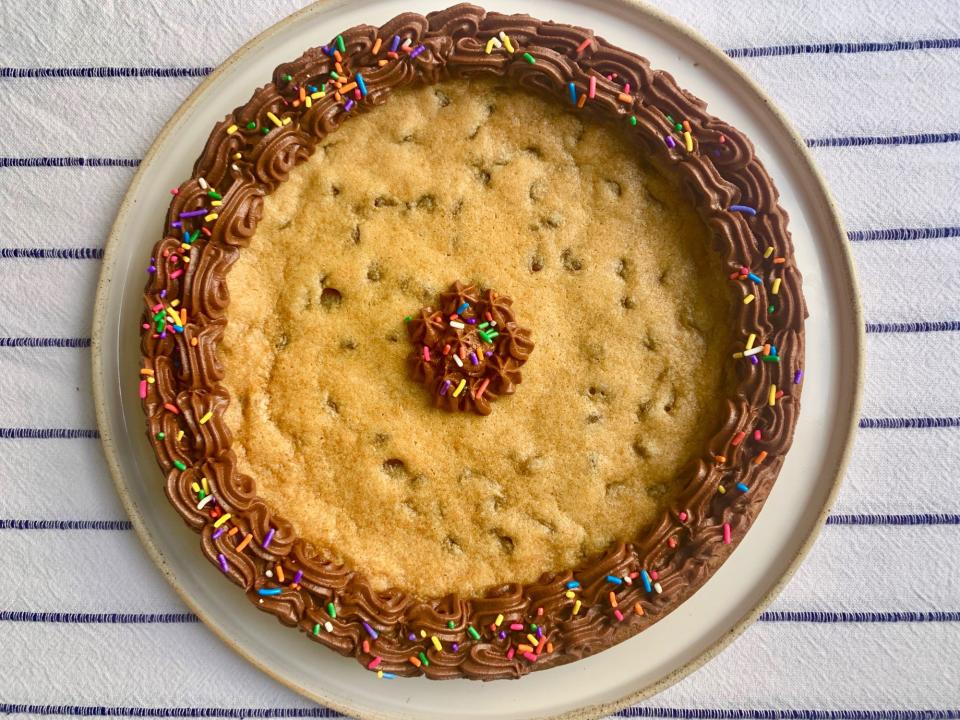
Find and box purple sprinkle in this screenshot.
[293,570,303,584]
[794,369,804,385]
[179,209,208,219]
[712,149,722,157]
[160,289,167,298]
[750,355,759,365]
[536,627,543,639]
[470,352,479,366]
[218,553,228,573]
[467,318,477,325]
[410,44,426,58]
[160,332,167,339]
[729,204,757,216]
[390,35,401,52]
[439,379,451,396]
[262,527,276,548]
[498,630,507,640]
[452,642,460,652]
[408,633,417,642]
[484,351,493,358]
[665,135,676,148]
[171,221,182,229]
[148,266,156,273]
[212,527,225,539]
[344,99,355,112]
[322,45,333,57]
[363,621,379,639]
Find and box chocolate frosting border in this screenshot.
[139,4,806,681]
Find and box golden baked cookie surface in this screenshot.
[221,79,734,598]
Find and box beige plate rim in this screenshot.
[91,1,864,718]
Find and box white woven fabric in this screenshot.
[1,0,959,717]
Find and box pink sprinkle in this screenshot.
[354,88,362,101]
[522,651,538,663]
[151,303,163,313]
[678,511,688,522]
[575,37,592,54]
[169,269,184,280]
[218,553,228,572]
[506,646,516,660]
[422,345,431,362]
[650,570,659,581]
[262,527,276,548]
[509,623,524,631]
[723,523,732,544]
[367,656,382,670]
[623,83,631,94]
[170,188,179,195]
[614,609,624,622]
[588,75,597,99]
[754,429,762,440]
[537,607,544,616]
[138,380,147,399]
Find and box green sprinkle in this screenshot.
[208,190,222,200]
[675,123,683,132]
[327,602,337,618]
[478,331,492,343]
[173,460,187,471]
[478,322,490,329]
[336,34,346,53]
[666,115,675,124]
[467,626,480,640]
[447,620,455,629]
[487,331,500,339]
[155,432,165,440]
[197,490,206,500]
[313,623,320,636]
[262,127,270,134]
[522,52,536,64]
[418,651,430,666]
[282,73,292,82]
[762,355,781,363]
[530,623,538,632]
[403,315,412,323]
[246,121,256,130]
[330,70,340,80]
[630,115,638,126]
[768,305,776,313]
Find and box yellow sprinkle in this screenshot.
[485,37,497,54]
[210,200,222,207]
[718,485,726,494]
[199,411,213,425]
[311,91,324,100]
[176,430,184,441]
[170,299,180,307]
[226,124,238,134]
[743,293,755,305]
[204,213,218,222]
[772,278,782,295]
[452,378,467,397]
[420,629,426,638]
[683,131,693,152]
[746,333,756,350]
[494,613,504,627]
[573,600,582,615]
[213,513,231,528]
[183,256,190,263]
[764,246,774,258]
[266,111,283,127]
[527,633,538,646]
[769,384,777,406]
[431,636,442,652]
[377,670,383,679]
[565,590,575,599]
[304,96,312,109]
[499,32,515,53]
[201,477,209,494]
[191,482,201,493]
[166,308,182,325]
[233,152,242,160]
[147,377,155,384]
[282,116,292,126]
[732,351,744,359]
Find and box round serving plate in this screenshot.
[92,0,863,718]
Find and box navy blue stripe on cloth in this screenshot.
[2,609,956,625]
[847,226,960,241]
[0,428,100,439]
[0,337,92,348]
[0,66,213,79]
[1,706,959,720]
[806,132,960,148]
[859,417,960,429]
[865,321,960,333]
[0,247,104,259]
[725,37,960,58]
[0,157,139,168]
[5,514,959,531]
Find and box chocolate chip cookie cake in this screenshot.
[139,4,806,680]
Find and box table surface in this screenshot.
[2,1,959,718]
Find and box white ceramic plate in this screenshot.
[92,1,863,718]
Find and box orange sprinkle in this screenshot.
[227,526,239,537]
[339,82,357,94]
[291,100,301,108]
[635,602,645,616]
[163,403,180,414]
[409,655,422,667]
[333,49,342,62]
[668,537,678,548]
[763,343,771,357]
[276,564,284,583]
[773,257,786,264]
[362,639,370,653]
[387,51,398,59]
[731,431,746,446]
[714,454,726,463]
[334,92,342,102]
[139,368,155,376]
[372,37,383,55]
[236,533,252,552]
[190,337,199,347]
[682,120,691,132]
[617,92,633,104]
[755,451,768,465]
[476,378,491,399]
[576,94,587,108]
[180,308,187,326]
[517,643,533,653]
[546,642,554,653]
[377,59,388,67]
[536,636,547,654]
[608,591,618,608]
[299,87,306,102]
[334,62,344,74]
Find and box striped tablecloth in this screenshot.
[2,1,959,717]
